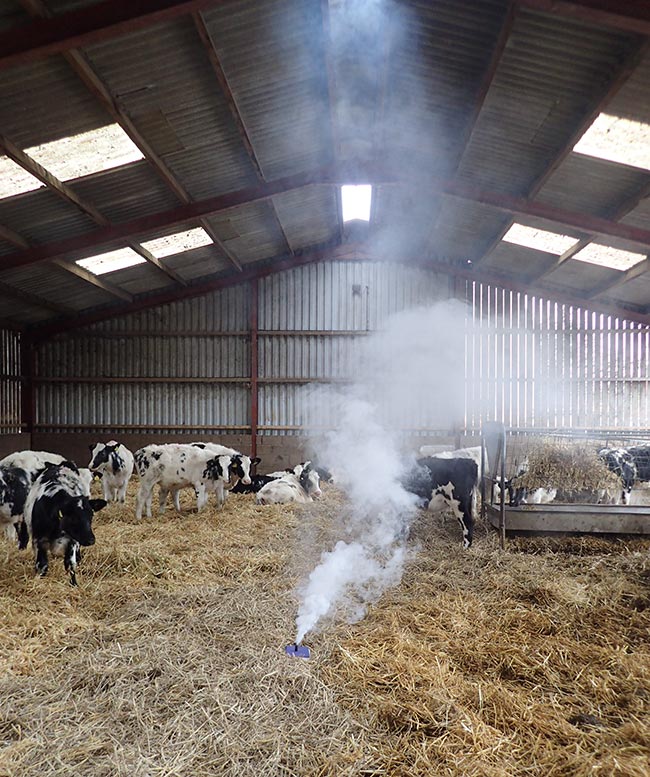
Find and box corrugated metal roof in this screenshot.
[2,0,650,328]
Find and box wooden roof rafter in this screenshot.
[0,200,133,303]
[16,0,243,275]
[518,0,650,37]
[0,0,226,70]
[0,132,187,287]
[319,0,344,243]
[425,0,518,248]
[193,11,294,256]
[470,30,648,269]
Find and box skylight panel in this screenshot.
[140,228,213,258]
[0,155,44,198]
[503,223,579,254]
[341,184,372,221]
[25,124,144,182]
[573,243,646,272]
[573,113,650,171]
[76,247,146,275]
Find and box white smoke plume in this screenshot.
[294,300,468,644]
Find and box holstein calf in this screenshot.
[403,456,478,548]
[255,462,322,505]
[0,465,31,547]
[0,450,65,480]
[134,444,245,519]
[88,440,134,502]
[598,448,637,504]
[23,462,106,585]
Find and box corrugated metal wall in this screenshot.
[0,328,21,433]
[464,282,650,431]
[16,266,650,439]
[36,285,251,434]
[34,262,453,435]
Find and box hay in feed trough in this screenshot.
[0,479,647,776]
[511,438,622,499]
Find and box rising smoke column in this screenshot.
[294,301,467,644]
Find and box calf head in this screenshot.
[89,442,120,472]
[299,462,322,499]
[58,496,107,546]
[228,455,261,486]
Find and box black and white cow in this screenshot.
[88,441,134,502]
[599,445,650,504]
[0,465,31,548]
[23,462,106,585]
[255,462,322,505]
[0,450,65,479]
[134,443,255,518]
[403,456,478,548]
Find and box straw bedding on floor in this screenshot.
[0,480,648,776]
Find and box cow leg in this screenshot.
[135,484,152,520]
[158,487,169,514]
[34,541,49,577]
[173,489,181,512]
[15,520,29,550]
[455,492,474,549]
[64,542,80,586]
[103,479,111,502]
[196,485,208,512]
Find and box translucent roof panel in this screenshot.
[573,243,647,272]
[341,184,372,222]
[140,228,213,258]
[76,247,147,275]
[502,223,579,254]
[0,155,44,199]
[573,113,650,172]
[25,124,144,182]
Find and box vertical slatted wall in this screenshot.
[0,329,22,433]
[464,282,650,432]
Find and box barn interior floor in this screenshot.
[0,481,648,776]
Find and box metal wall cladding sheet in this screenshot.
[0,328,21,432]
[271,186,338,252]
[205,202,288,265]
[83,18,258,200]
[457,9,638,196]
[204,0,331,180]
[537,154,650,218]
[0,57,110,148]
[37,382,249,429]
[83,285,249,332]
[259,335,363,380]
[69,162,181,223]
[0,187,96,245]
[258,260,450,331]
[40,335,249,379]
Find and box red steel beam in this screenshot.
[8,168,650,275]
[0,168,390,272]
[519,0,650,36]
[249,278,259,460]
[0,0,228,70]
[31,242,650,341]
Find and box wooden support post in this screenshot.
[249,279,259,461]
